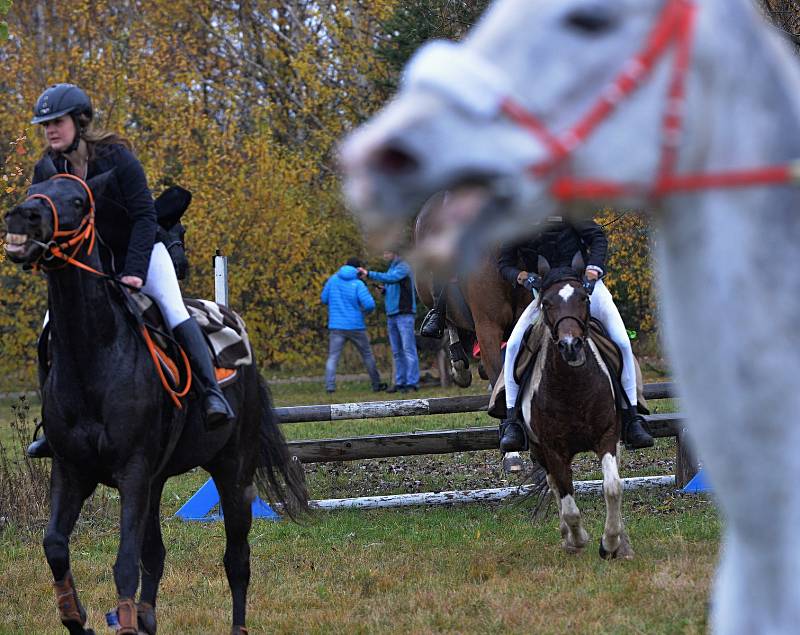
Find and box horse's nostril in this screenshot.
[372,145,420,175]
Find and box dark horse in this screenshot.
[154,184,190,281]
[413,192,531,387]
[3,159,308,635]
[522,267,633,560]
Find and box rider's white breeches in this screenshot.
[504,280,637,410]
[141,242,190,328]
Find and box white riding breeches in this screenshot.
[141,242,190,329]
[503,279,637,410]
[41,243,189,331]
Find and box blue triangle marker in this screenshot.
[682,468,712,493]
[175,478,280,521]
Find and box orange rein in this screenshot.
[27,173,192,408]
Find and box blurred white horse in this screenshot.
[342,1,800,633]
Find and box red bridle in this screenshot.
[500,0,800,201]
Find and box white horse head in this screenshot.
[343,1,800,633]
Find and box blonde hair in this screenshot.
[42,118,133,161]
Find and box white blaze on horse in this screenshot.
[341,0,800,633]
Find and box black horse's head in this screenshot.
[539,267,590,367]
[4,156,113,266]
[155,185,191,280]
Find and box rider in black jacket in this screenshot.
[496,216,653,451]
[26,84,234,458]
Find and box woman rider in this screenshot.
[496,215,654,452]
[26,83,234,458]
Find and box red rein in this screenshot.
[500,0,799,201]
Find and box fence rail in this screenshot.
[275,382,675,424]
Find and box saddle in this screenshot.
[129,293,252,389]
[488,316,649,419]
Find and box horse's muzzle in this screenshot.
[558,337,587,367]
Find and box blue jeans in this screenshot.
[387,313,420,387]
[325,329,382,391]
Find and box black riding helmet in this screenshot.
[31,84,93,153]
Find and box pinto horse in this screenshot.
[3,157,308,635]
[522,267,632,559]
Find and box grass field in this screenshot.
[0,376,719,634]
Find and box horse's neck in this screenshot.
[47,257,129,366]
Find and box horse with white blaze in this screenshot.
[341,1,800,633]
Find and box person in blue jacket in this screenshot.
[358,251,420,393]
[321,258,387,393]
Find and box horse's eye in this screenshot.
[564,6,617,34]
[74,198,82,207]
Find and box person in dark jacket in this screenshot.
[358,251,420,392]
[496,216,653,452]
[26,83,233,459]
[321,258,387,393]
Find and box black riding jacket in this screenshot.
[32,143,157,282]
[497,217,608,286]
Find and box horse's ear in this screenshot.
[36,156,58,181]
[537,255,551,278]
[86,168,116,198]
[571,251,586,277]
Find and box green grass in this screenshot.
[0,377,719,634]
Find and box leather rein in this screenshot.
[26,174,192,408]
[499,0,800,201]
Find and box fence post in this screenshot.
[675,425,699,488]
[214,249,228,306]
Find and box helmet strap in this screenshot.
[63,114,83,154]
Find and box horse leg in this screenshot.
[113,457,152,634]
[137,480,167,635]
[213,468,253,635]
[547,457,588,553]
[44,460,97,635]
[598,451,634,561]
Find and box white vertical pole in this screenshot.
[214,249,228,306]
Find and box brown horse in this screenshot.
[413,192,531,388]
[521,266,633,559]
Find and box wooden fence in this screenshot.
[276,382,699,488]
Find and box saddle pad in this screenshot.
[488,317,648,419]
[130,294,252,369]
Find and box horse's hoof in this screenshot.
[137,601,157,635]
[562,542,585,555]
[502,452,524,473]
[477,362,488,380]
[599,535,635,561]
[450,361,472,387]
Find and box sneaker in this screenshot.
[386,384,403,393]
[372,382,388,392]
[326,388,335,394]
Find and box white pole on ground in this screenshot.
[214,249,229,306]
[309,475,675,511]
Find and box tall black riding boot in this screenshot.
[420,282,447,339]
[499,408,528,452]
[174,318,235,429]
[622,406,654,450]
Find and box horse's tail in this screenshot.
[253,375,310,520]
[521,454,551,523]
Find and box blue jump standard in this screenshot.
[681,468,712,493]
[175,478,280,521]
